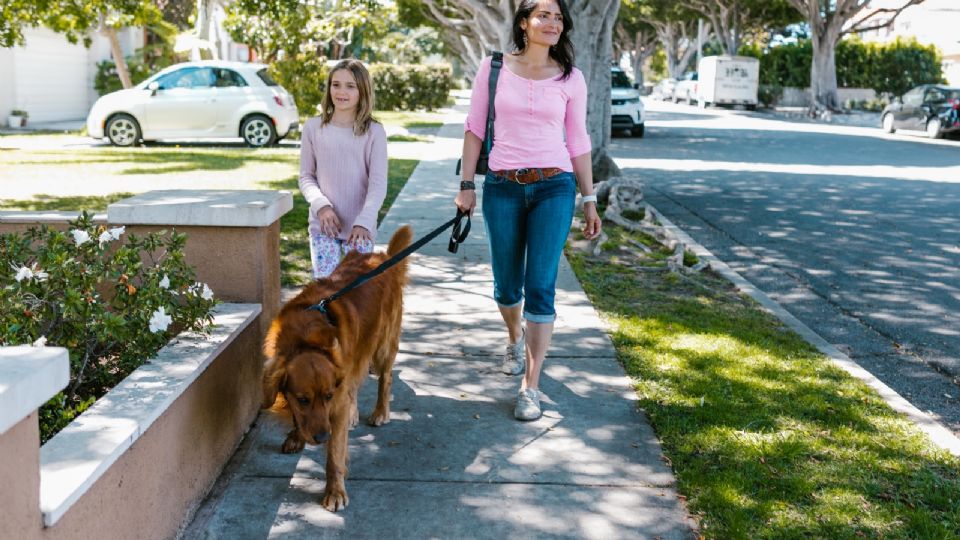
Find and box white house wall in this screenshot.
[1,26,143,124]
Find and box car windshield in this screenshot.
[930,88,960,102]
[257,69,279,86]
[612,71,633,89]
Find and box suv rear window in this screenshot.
[257,68,279,86]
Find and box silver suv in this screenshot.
[611,67,645,137]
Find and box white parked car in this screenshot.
[673,72,698,105]
[87,61,299,147]
[611,67,645,137]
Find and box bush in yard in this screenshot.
[369,63,452,111]
[268,53,330,117]
[741,38,944,98]
[273,59,452,116]
[758,84,784,108]
[0,213,216,443]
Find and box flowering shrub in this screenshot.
[0,213,216,442]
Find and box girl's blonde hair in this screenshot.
[320,59,376,136]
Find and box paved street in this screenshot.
[613,100,960,435]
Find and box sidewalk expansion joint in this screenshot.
[248,474,672,489]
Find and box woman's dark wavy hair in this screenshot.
[511,0,575,80]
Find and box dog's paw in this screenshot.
[349,407,360,430]
[281,434,305,454]
[322,486,349,512]
[367,410,390,427]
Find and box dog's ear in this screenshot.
[262,358,286,409]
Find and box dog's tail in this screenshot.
[387,225,413,257]
[387,225,414,279]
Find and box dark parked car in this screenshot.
[881,85,960,139]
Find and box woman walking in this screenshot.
[455,0,602,421]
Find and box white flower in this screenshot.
[159,274,170,289]
[148,307,172,333]
[14,265,33,282]
[32,336,47,347]
[12,264,47,283]
[71,229,91,246]
[98,230,113,247]
[108,226,125,240]
[192,282,214,301]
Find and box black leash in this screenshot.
[306,210,471,314]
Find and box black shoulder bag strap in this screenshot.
[457,52,503,176]
[483,51,504,156]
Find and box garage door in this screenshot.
[14,27,90,123]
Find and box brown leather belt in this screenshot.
[492,167,565,184]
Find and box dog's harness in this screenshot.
[305,210,471,315]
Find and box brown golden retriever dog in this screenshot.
[262,225,412,511]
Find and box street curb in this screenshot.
[645,203,960,458]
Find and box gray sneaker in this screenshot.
[500,332,525,375]
[514,388,542,421]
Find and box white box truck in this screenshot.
[696,55,759,109]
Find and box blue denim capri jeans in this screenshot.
[481,170,577,323]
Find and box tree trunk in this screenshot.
[810,32,840,111]
[568,0,622,182]
[657,20,702,79]
[195,0,220,59]
[100,15,132,90]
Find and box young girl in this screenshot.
[299,59,388,279]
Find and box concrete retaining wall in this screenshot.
[778,87,878,107]
[0,190,291,539]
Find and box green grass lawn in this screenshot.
[374,110,445,129]
[567,222,960,539]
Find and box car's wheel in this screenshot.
[105,114,141,147]
[241,115,276,147]
[686,95,694,106]
[882,113,896,134]
[926,118,942,139]
[632,124,645,138]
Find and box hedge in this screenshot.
[740,37,945,97]
[268,57,452,116]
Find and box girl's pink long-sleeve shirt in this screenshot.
[465,55,592,172]
[299,117,388,241]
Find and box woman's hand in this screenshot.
[582,203,602,240]
[318,206,341,237]
[347,225,371,245]
[455,188,477,216]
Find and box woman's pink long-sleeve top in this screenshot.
[465,55,592,172]
[298,117,388,241]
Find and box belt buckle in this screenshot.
[514,168,533,184]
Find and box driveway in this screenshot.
[613,100,960,435]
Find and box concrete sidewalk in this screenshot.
[182,102,695,539]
